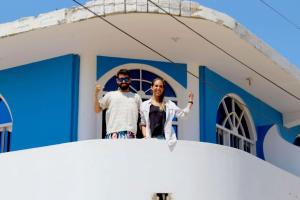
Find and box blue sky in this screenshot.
[0,0,299,68]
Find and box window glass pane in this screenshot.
[164,83,176,97]
[142,82,152,95]
[224,97,232,113]
[238,125,244,136]
[234,115,238,128]
[235,102,242,117]
[243,141,251,153]
[241,117,250,139]
[236,137,240,149]
[130,80,140,91]
[129,69,140,79]
[142,70,159,81]
[103,77,118,91]
[225,120,231,129]
[129,87,136,93]
[230,135,240,149]
[216,103,226,125]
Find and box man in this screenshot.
[94,69,142,139]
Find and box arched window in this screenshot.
[0,96,12,153]
[101,69,178,138]
[216,95,256,154]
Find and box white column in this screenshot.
[77,52,97,140]
[181,63,200,141]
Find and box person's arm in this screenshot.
[141,125,147,138]
[187,92,194,110]
[175,92,194,118]
[94,84,102,113]
[139,102,148,138]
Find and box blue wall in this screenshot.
[97,56,187,88]
[200,66,300,157]
[0,54,80,151]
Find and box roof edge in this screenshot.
[0,0,299,79]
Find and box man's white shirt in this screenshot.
[99,90,142,134]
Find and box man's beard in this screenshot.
[118,83,129,91]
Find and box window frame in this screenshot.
[216,95,256,155]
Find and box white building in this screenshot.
[0,0,300,199]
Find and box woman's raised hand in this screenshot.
[188,92,194,101]
[95,83,102,94]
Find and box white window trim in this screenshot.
[216,94,257,155]
[0,95,13,132]
[0,123,12,132]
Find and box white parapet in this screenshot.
[264,125,300,177]
[0,139,299,200]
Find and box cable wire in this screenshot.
[258,0,300,31]
[147,0,300,102]
[72,0,174,63]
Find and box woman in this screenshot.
[140,77,194,146]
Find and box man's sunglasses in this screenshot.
[117,77,130,82]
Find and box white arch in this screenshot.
[96,63,187,138]
[218,93,257,141]
[97,63,186,95]
[216,93,257,154]
[0,94,13,132]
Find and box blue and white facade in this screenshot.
[0,55,79,150]
[0,0,300,199]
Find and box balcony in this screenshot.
[0,139,299,200]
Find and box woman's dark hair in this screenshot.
[152,77,166,104]
[116,69,130,78]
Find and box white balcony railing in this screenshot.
[0,139,299,200]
